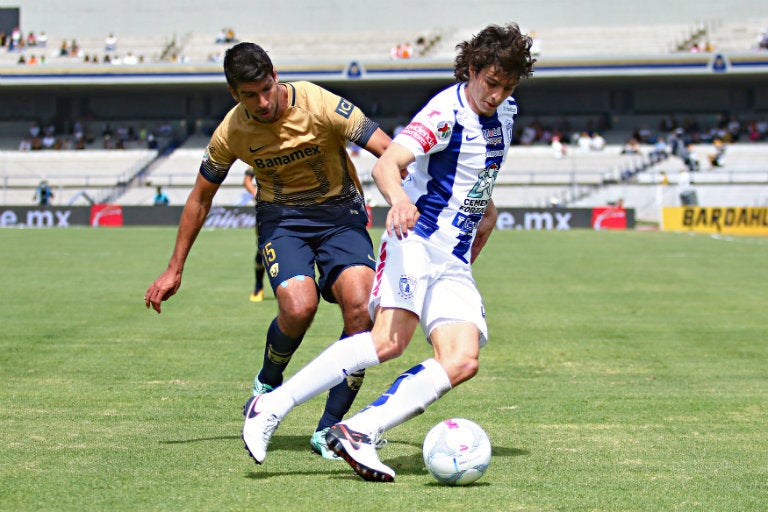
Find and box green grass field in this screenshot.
[1,227,766,511]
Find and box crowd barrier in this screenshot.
[0,205,634,231]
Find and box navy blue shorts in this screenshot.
[256,201,375,303]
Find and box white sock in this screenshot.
[262,331,379,418]
[344,358,452,435]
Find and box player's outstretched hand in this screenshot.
[144,269,182,314]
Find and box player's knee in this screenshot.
[280,303,316,324]
[461,358,480,381]
[277,298,317,330]
[440,355,479,386]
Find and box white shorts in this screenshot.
[369,232,488,347]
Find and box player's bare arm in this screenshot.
[362,127,392,158]
[470,199,498,263]
[242,172,257,198]
[145,174,220,313]
[371,142,418,238]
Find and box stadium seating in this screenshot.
[638,142,768,183]
[180,29,438,63]
[4,18,766,68]
[0,34,170,66]
[498,145,651,185]
[0,148,157,205]
[1,149,156,185]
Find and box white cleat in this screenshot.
[242,395,280,464]
[326,423,395,482]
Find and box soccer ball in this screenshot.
[422,418,492,485]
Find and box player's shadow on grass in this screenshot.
[241,435,528,480]
[162,434,527,481]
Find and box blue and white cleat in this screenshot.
[242,395,280,465]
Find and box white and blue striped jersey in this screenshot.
[393,83,518,263]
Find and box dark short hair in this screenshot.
[223,42,274,89]
[454,23,536,83]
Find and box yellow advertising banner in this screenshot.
[662,207,768,236]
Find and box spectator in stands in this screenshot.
[390,42,413,59]
[72,121,85,141]
[9,26,20,51]
[621,136,640,155]
[34,180,54,206]
[144,41,391,461]
[216,29,227,44]
[153,186,170,206]
[577,131,592,152]
[726,116,742,142]
[519,124,537,145]
[590,132,606,151]
[146,132,158,149]
[41,132,56,149]
[708,139,726,167]
[649,136,668,162]
[37,31,47,47]
[105,33,117,52]
[757,29,768,50]
[678,143,700,172]
[753,117,767,141]
[551,134,566,159]
[28,121,40,137]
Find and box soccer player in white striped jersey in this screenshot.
[242,23,536,482]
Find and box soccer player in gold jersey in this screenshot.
[145,42,391,459]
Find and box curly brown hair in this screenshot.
[454,23,536,82]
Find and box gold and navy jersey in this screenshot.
[200,81,378,206]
